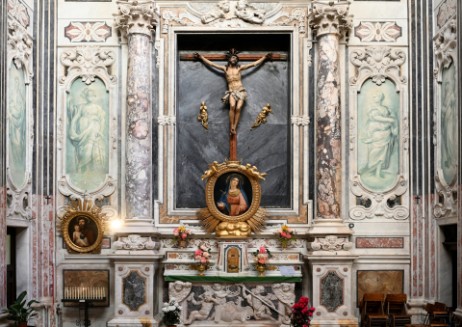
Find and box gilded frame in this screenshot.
[199,161,266,236]
[205,164,262,223]
[61,201,105,254]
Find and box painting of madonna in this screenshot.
[215,173,252,216]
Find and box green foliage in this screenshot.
[6,291,39,324]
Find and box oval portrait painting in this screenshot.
[67,215,98,248]
[214,172,253,217]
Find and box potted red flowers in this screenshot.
[290,296,315,327]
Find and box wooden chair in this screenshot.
[385,294,411,327]
[360,293,388,327]
[425,302,450,327]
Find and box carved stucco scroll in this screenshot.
[348,46,409,221]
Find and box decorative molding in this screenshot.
[57,46,118,203]
[57,175,117,201]
[7,19,33,81]
[350,47,406,85]
[158,115,176,126]
[432,17,457,219]
[433,18,457,81]
[433,176,458,218]
[6,174,32,219]
[436,0,456,29]
[113,234,159,251]
[354,21,402,42]
[310,235,352,252]
[59,47,116,85]
[64,21,112,43]
[309,1,352,38]
[291,115,310,126]
[115,0,158,39]
[159,2,307,33]
[349,175,409,220]
[7,0,30,28]
[268,8,307,34]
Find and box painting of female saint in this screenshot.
[66,78,109,191]
[358,80,399,192]
[440,63,458,185]
[214,173,252,216]
[7,64,27,188]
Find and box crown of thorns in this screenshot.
[226,48,240,59]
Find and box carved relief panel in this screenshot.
[433,0,458,219]
[56,46,118,210]
[6,0,33,219]
[348,46,409,221]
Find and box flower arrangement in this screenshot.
[253,245,272,276]
[277,224,294,248]
[161,298,181,326]
[254,245,272,265]
[194,243,211,275]
[290,296,315,327]
[173,225,191,247]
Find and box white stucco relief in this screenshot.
[348,46,409,221]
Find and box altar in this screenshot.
[163,238,303,326]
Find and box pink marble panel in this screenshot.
[0,186,6,307]
[355,237,404,248]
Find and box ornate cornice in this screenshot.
[309,1,352,38]
[115,0,158,39]
[350,47,406,86]
[59,46,116,86]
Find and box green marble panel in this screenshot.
[358,79,399,192]
[7,64,27,188]
[66,78,109,191]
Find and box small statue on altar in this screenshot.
[194,49,272,134]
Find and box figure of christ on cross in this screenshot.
[194,49,271,135]
[193,49,272,160]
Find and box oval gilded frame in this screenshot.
[62,208,104,254]
[204,162,262,223]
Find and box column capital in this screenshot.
[115,0,158,38]
[309,0,352,38]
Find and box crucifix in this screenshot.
[181,49,286,161]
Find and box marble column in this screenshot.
[116,0,156,220]
[310,0,350,221]
[307,2,357,326]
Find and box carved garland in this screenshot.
[348,46,409,221]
